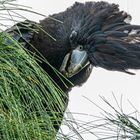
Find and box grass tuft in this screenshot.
[0,32,68,140]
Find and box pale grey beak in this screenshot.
[60,47,89,77]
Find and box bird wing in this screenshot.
[5,20,36,48]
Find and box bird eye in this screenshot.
[78,45,83,50]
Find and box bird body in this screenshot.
[5,1,140,131]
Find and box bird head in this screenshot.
[58,1,140,77]
[60,30,90,78]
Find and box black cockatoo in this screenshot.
[5,1,140,131]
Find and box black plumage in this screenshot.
[5,1,140,131]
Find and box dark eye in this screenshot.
[78,45,83,50]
